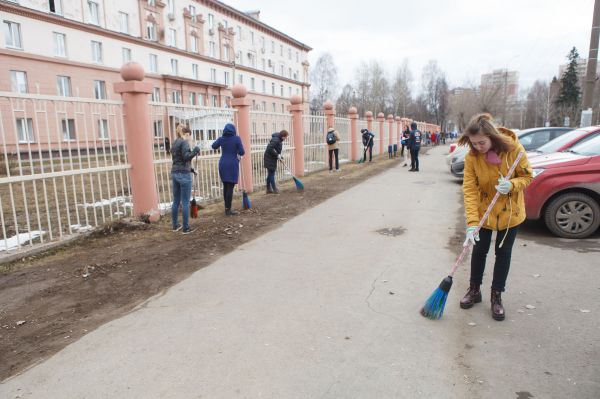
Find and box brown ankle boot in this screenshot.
[491,290,505,321]
[459,283,482,309]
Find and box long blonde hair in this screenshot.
[458,113,515,154]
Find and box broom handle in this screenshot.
[449,152,524,277]
[278,158,294,176]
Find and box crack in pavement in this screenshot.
[363,264,402,322]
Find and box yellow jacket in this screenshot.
[463,128,533,231]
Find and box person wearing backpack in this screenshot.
[326,127,341,172]
[361,128,375,162]
[408,122,422,172]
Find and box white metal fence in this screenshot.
[303,115,327,173]
[0,92,131,252]
[334,117,351,163]
[250,111,294,189]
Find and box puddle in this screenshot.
[376,227,406,237]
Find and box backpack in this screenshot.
[326,131,337,145]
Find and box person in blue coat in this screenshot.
[212,123,245,215]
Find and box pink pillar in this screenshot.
[290,94,305,176]
[324,99,335,131]
[377,112,385,154]
[395,116,401,146]
[231,84,254,192]
[366,111,374,132]
[348,107,358,161]
[113,63,160,222]
[387,114,394,147]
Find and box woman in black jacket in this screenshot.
[263,130,288,194]
[171,126,200,234]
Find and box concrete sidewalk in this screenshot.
[2,146,598,398]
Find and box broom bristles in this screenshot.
[293,176,304,190]
[242,191,251,210]
[420,276,453,320]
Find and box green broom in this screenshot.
[420,152,524,320]
[279,159,304,190]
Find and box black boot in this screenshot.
[460,283,482,309]
[491,290,505,321]
[225,208,239,216]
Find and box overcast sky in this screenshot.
[226,0,594,95]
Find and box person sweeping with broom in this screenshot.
[211,123,245,216]
[263,130,289,194]
[458,113,532,321]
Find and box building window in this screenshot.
[260,36,265,50]
[189,5,196,21]
[209,41,215,57]
[91,40,103,63]
[261,101,266,111]
[262,80,266,93]
[211,95,218,107]
[238,74,243,84]
[149,53,158,73]
[122,47,131,63]
[119,12,129,34]
[53,32,66,57]
[224,71,230,85]
[280,44,283,56]
[236,26,241,40]
[93,80,106,99]
[250,31,254,45]
[250,77,255,91]
[190,35,198,53]
[87,1,99,25]
[10,70,28,93]
[281,104,285,113]
[3,21,22,49]
[166,0,174,14]
[167,28,176,47]
[210,68,217,83]
[147,22,156,41]
[56,75,71,96]
[288,87,292,97]
[170,58,178,75]
[236,50,243,65]
[271,40,275,53]
[61,118,76,141]
[280,85,284,96]
[16,118,35,143]
[152,87,161,102]
[188,92,196,105]
[261,58,265,71]
[271,82,275,95]
[208,13,214,29]
[148,0,155,6]
[192,63,199,79]
[272,102,276,112]
[223,45,230,61]
[98,119,109,140]
[153,120,163,138]
[280,65,284,76]
[171,90,181,104]
[49,0,63,15]
[296,52,299,62]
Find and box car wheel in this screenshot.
[544,192,600,239]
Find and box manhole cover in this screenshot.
[376,227,406,237]
[413,180,436,185]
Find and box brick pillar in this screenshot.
[231,84,254,192]
[395,116,401,146]
[348,106,358,161]
[324,100,335,131]
[387,114,394,147]
[366,111,374,132]
[377,112,385,154]
[113,62,160,221]
[290,94,305,176]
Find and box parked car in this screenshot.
[524,133,600,239]
[517,127,572,151]
[448,127,572,179]
[527,126,600,160]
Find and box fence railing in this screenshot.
[0,92,131,252]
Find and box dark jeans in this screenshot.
[470,226,519,292]
[364,145,373,161]
[410,147,420,169]
[223,182,235,210]
[329,148,339,170]
[172,171,192,230]
[401,144,406,157]
[266,169,276,191]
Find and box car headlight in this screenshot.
[532,168,545,178]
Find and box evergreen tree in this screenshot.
[555,47,581,125]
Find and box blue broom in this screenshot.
[242,190,252,210]
[279,159,304,190]
[421,152,524,320]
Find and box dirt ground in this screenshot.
[0,154,412,381]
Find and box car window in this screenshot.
[571,131,600,147]
[550,129,570,139]
[569,135,600,156]
[537,129,587,153]
[520,131,550,150]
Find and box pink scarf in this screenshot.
[486,151,501,165]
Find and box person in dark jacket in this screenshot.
[408,122,422,172]
[212,123,245,215]
[171,126,200,234]
[263,130,289,194]
[402,126,411,167]
[361,129,375,162]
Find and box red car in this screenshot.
[527,126,600,160]
[525,131,600,239]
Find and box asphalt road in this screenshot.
[1,146,598,398]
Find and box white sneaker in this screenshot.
[335,169,341,172]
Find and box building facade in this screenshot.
[1,0,312,112]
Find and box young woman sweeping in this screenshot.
[458,113,533,321]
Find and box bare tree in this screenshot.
[336,84,355,115]
[421,60,449,128]
[390,59,413,117]
[523,80,549,128]
[309,52,339,113]
[352,60,391,116]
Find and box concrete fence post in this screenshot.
[324,100,335,130]
[290,94,305,177]
[366,111,374,133]
[377,112,385,154]
[113,62,160,222]
[231,84,254,192]
[348,106,358,161]
[387,114,394,147]
[395,116,401,146]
